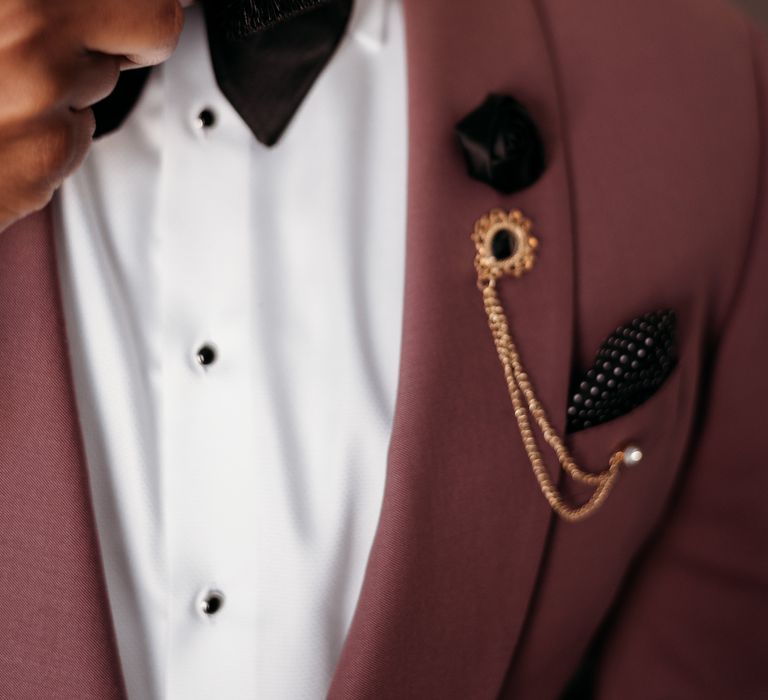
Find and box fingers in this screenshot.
[0,44,121,123]
[62,107,97,176]
[0,0,186,233]
[68,52,121,111]
[0,108,95,221]
[76,0,185,68]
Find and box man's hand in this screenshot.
[0,0,184,233]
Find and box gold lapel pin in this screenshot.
[473,209,628,522]
[472,209,538,285]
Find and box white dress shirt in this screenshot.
[54,1,407,697]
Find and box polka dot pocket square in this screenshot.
[565,310,678,434]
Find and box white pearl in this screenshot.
[622,445,644,467]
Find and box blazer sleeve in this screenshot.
[591,23,768,700]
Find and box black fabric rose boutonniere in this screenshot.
[455,94,546,194]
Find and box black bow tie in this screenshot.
[93,0,354,146]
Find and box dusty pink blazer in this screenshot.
[1,0,766,697]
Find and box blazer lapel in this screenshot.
[328,0,576,696]
[0,1,574,695]
[0,210,125,698]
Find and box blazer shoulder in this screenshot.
[538,0,756,95]
[538,0,763,307]
[539,0,754,49]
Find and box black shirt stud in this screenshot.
[455,94,546,194]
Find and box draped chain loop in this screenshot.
[473,210,626,522]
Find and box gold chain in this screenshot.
[473,210,625,522]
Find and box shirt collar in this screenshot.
[349,0,393,50]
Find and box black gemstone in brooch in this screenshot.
[472,209,538,284]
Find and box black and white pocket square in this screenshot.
[565,309,678,434]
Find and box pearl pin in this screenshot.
[622,445,644,467]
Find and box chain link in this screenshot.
[481,279,625,522]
